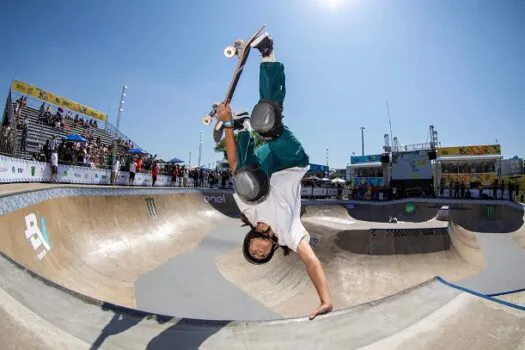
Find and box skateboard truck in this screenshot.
[224,39,245,58]
[202,104,223,130]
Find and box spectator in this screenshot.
[50,150,58,183]
[112,157,121,185]
[129,158,137,186]
[152,161,159,186]
[136,156,143,174]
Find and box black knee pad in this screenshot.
[233,164,270,204]
[250,100,283,140]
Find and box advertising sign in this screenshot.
[0,155,172,186]
[392,151,432,180]
[437,144,501,157]
[353,177,384,187]
[308,163,328,174]
[350,154,381,164]
[11,80,107,121]
[440,173,496,186]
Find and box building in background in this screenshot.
[346,154,384,188]
[501,156,524,176]
[389,150,435,197]
[436,144,502,192]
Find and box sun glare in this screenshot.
[325,0,341,10]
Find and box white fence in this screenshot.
[0,155,172,186]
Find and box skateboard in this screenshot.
[202,24,267,143]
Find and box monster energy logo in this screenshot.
[145,197,157,218]
[405,202,416,214]
[486,206,495,220]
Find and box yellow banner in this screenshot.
[440,173,497,186]
[11,80,107,122]
[437,144,501,157]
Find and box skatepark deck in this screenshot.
[0,184,524,349]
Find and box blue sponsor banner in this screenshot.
[353,177,384,187]
[308,163,328,173]
[351,154,381,164]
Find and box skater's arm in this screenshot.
[224,128,238,173]
[217,103,238,173]
[296,240,333,320]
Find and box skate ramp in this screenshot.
[1,257,523,349]
[0,188,483,320]
[216,218,479,318]
[448,202,524,233]
[0,189,241,309]
[334,227,450,255]
[344,201,441,223]
[0,186,524,349]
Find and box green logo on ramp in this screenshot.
[405,202,416,214]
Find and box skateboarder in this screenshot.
[216,33,333,320]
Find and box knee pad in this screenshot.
[250,100,283,141]
[233,164,270,204]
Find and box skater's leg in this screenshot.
[250,35,309,173]
[258,64,309,171]
[235,130,259,170]
[236,130,275,178]
[268,125,309,172]
[259,62,286,105]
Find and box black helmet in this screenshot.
[242,229,279,265]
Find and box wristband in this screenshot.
[223,120,234,128]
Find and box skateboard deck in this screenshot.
[202,24,267,143]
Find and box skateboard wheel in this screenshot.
[224,46,237,58]
[202,116,212,125]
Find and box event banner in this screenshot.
[440,173,497,186]
[353,177,384,187]
[392,151,433,180]
[351,154,381,164]
[0,155,172,185]
[437,144,501,157]
[301,187,339,197]
[11,80,107,122]
[308,163,329,174]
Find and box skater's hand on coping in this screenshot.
[216,103,232,123]
[309,302,333,320]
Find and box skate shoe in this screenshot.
[232,109,252,131]
[251,32,274,58]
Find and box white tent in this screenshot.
[331,177,346,184]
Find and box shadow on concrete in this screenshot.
[146,319,230,350]
[89,304,154,350]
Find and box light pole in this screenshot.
[198,130,203,167]
[360,126,365,156]
[325,147,329,178]
[112,85,127,164]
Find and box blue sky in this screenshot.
[1,0,524,168]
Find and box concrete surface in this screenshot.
[135,223,280,321]
[0,184,524,349]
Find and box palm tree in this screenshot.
[214,131,265,158]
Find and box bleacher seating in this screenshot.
[12,104,128,162]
